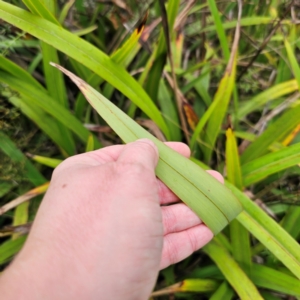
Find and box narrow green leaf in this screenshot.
[285,38,300,90]
[242,142,300,186]
[197,17,292,34]
[152,278,218,296]
[189,71,232,150]
[197,0,241,162]
[0,236,26,265]
[41,42,69,107]
[22,0,59,25]
[85,135,95,152]
[193,161,300,280]
[207,0,230,61]
[241,105,300,164]
[177,278,219,292]
[75,19,144,119]
[0,182,16,198]
[0,70,101,149]
[281,206,300,239]
[251,264,300,296]
[260,291,282,300]
[225,128,243,189]
[0,54,44,90]
[52,63,243,235]
[209,281,235,300]
[201,57,236,162]
[58,0,75,24]
[203,239,263,299]
[3,92,74,156]
[0,132,46,186]
[237,80,298,119]
[143,0,180,102]
[158,79,181,141]
[0,1,170,139]
[235,210,300,280]
[226,127,251,276]
[12,202,29,240]
[29,155,62,168]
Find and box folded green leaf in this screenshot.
[51,63,243,235]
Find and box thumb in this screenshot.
[117,139,159,171]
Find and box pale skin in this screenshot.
[0,139,224,300]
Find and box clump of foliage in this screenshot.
[1,0,300,298]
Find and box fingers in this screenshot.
[162,203,202,235]
[158,169,224,269]
[160,224,213,270]
[117,139,159,170]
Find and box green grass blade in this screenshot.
[0,182,16,198]
[0,1,170,139]
[193,158,300,273]
[281,206,300,239]
[29,155,62,168]
[40,42,75,152]
[225,128,243,189]
[203,239,263,299]
[3,92,74,156]
[207,0,230,61]
[25,0,78,121]
[226,127,251,276]
[199,17,291,34]
[75,21,144,119]
[0,236,27,265]
[41,42,68,107]
[152,279,219,296]
[53,63,243,235]
[230,199,300,279]
[242,142,300,186]
[237,80,298,119]
[200,56,237,162]
[85,134,94,152]
[0,54,44,90]
[12,202,29,240]
[251,264,300,296]
[58,0,75,24]
[158,79,181,141]
[285,38,300,90]
[0,132,46,186]
[198,0,241,162]
[22,0,59,25]
[209,281,235,300]
[0,70,101,149]
[241,105,300,163]
[143,0,180,101]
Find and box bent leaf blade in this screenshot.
[51,63,243,235]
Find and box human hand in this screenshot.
[0,139,223,300]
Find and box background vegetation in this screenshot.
[1,0,300,298]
